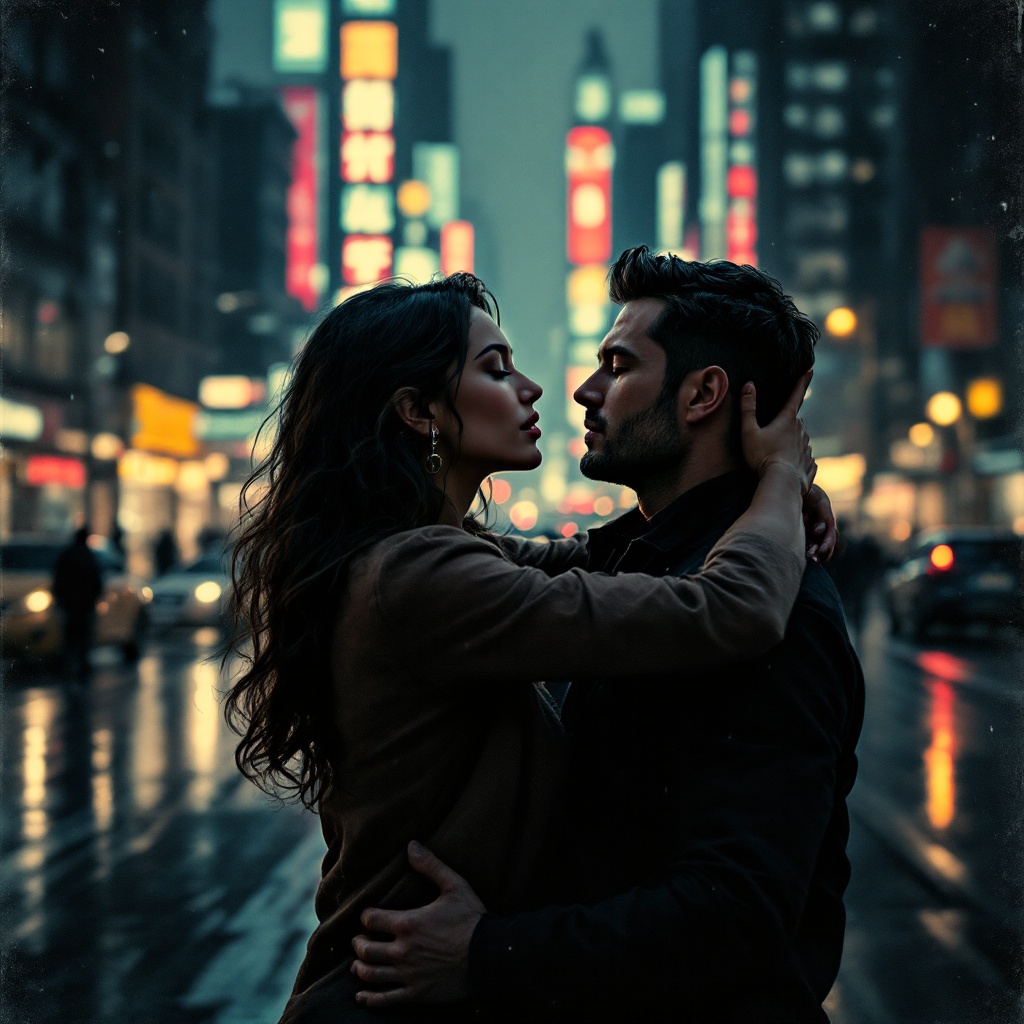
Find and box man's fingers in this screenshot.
[350,960,403,985]
[739,382,758,430]
[359,906,407,935]
[783,369,814,417]
[356,986,415,1008]
[352,933,403,963]
[407,840,464,893]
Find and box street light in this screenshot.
[966,378,1002,419]
[908,422,935,448]
[926,391,962,427]
[825,307,857,338]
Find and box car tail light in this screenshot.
[928,544,955,572]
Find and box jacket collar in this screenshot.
[587,469,758,575]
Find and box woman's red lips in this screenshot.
[521,412,541,440]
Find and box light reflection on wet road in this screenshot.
[1,630,320,1024]
[1,612,1022,1022]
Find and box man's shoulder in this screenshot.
[795,558,846,624]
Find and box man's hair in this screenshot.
[608,246,818,428]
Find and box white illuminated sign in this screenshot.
[394,247,440,286]
[342,132,395,183]
[342,184,395,234]
[342,0,396,13]
[273,0,327,73]
[343,80,394,132]
[576,74,612,123]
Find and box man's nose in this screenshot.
[573,371,603,409]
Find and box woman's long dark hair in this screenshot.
[225,274,498,808]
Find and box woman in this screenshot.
[225,274,830,1022]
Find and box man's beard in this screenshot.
[580,392,690,489]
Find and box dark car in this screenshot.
[886,527,1023,638]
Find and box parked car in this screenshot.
[886,527,1023,638]
[0,535,149,661]
[145,552,231,630]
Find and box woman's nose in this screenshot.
[520,377,543,402]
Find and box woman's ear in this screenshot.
[392,388,433,437]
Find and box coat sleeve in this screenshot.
[492,534,589,576]
[466,597,858,1020]
[370,525,805,686]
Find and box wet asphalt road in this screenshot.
[1,610,1022,1023]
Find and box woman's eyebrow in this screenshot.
[474,342,512,361]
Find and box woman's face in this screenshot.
[435,307,544,474]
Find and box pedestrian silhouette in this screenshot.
[51,526,103,678]
[154,529,178,576]
[110,523,126,561]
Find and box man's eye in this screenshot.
[611,364,628,376]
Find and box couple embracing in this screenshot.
[226,246,864,1023]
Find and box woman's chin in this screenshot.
[491,449,543,473]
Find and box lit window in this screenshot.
[807,1,842,32]
[342,80,394,132]
[783,153,815,187]
[813,62,849,91]
[571,183,607,229]
[341,132,394,183]
[817,150,848,181]
[784,104,809,129]
[786,62,810,90]
[342,184,394,234]
[871,105,896,130]
[812,105,846,138]
[340,21,397,80]
[849,8,879,35]
[342,235,393,285]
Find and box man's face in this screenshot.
[573,298,690,488]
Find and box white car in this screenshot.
[145,553,231,629]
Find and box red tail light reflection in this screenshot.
[928,544,955,572]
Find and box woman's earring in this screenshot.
[426,424,443,475]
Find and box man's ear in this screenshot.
[681,366,730,425]
[393,388,434,437]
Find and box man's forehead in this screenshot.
[601,298,667,353]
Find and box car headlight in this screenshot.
[194,581,222,604]
[140,586,153,603]
[23,589,53,614]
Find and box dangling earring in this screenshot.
[426,423,443,474]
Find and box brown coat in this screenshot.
[283,523,805,1016]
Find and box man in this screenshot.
[350,248,864,1022]
[52,525,103,677]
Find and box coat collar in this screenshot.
[587,469,758,575]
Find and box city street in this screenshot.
[2,611,1022,1023]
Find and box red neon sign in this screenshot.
[281,87,321,312]
[566,126,613,266]
[26,455,86,488]
[727,165,757,199]
[441,221,474,275]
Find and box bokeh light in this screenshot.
[825,307,857,337]
[926,392,962,426]
[908,423,935,448]
[966,378,1002,419]
[509,500,538,531]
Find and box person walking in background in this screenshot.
[51,526,103,678]
[154,529,178,575]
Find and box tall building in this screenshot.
[210,91,303,376]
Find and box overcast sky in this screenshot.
[431,0,659,423]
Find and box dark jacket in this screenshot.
[280,519,806,1023]
[468,471,865,1023]
[51,539,102,614]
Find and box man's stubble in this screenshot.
[579,390,691,490]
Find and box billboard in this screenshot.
[281,87,321,311]
[566,126,613,266]
[920,227,997,348]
